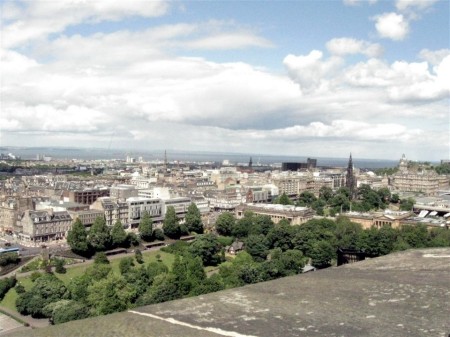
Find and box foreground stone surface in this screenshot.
[6,247,450,337]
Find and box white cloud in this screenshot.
[271,120,422,142]
[283,51,343,92]
[396,0,438,11]
[326,38,383,58]
[343,0,378,6]
[0,1,447,160]
[0,0,169,48]
[374,12,409,40]
[419,49,450,66]
[182,32,273,50]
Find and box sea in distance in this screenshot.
[0,146,402,169]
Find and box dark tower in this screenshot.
[249,157,253,168]
[164,150,167,171]
[346,153,356,198]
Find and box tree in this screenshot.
[334,216,363,249]
[189,234,222,266]
[67,219,89,256]
[111,220,128,248]
[309,240,335,269]
[54,258,66,274]
[47,300,90,325]
[275,193,293,205]
[68,275,91,303]
[0,252,20,266]
[138,211,153,242]
[319,186,334,202]
[87,275,131,315]
[16,273,68,318]
[94,252,110,265]
[88,216,111,251]
[119,257,135,275]
[232,211,253,238]
[244,234,269,261]
[134,248,144,264]
[390,193,400,204]
[249,215,273,236]
[297,191,317,206]
[266,222,295,251]
[185,203,204,234]
[137,273,180,306]
[163,206,181,239]
[215,212,235,236]
[399,198,415,211]
[186,256,207,294]
[147,261,169,285]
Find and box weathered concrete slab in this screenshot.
[5,247,450,337]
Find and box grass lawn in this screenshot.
[0,250,175,312]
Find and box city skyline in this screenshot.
[1,0,449,161]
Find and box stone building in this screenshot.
[391,154,449,196]
[345,210,412,229]
[17,210,72,243]
[235,203,314,225]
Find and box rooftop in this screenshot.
[6,247,449,336]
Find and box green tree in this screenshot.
[46,300,90,325]
[297,191,317,206]
[266,221,295,251]
[275,193,293,205]
[309,240,335,269]
[189,234,222,266]
[111,220,128,248]
[186,256,207,295]
[334,216,363,249]
[244,234,269,261]
[138,211,153,242]
[319,186,334,202]
[249,215,273,236]
[67,219,89,256]
[119,257,135,275]
[398,224,428,248]
[87,274,131,315]
[153,228,165,241]
[147,261,169,285]
[399,198,415,211]
[390,193,400,204]
[135,248,144,264]
[185,203,204,234]
[94,252,110,265]
[16,273,68,318]
[163,206,181,239]
[215,212,235,236]
[68,275,91,303]
[54,258,66,274]
[137,273,180,306]
[85,264,112,282]
[232,211,254,238]
[88,216,111,251]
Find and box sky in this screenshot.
[0,0,449,161]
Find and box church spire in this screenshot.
[346,153,356,199]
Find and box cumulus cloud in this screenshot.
[374,12,409,40]
[419,49,450,66]
[326,38,383,58]
[283,51,343,92]
[0,1,448,160]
